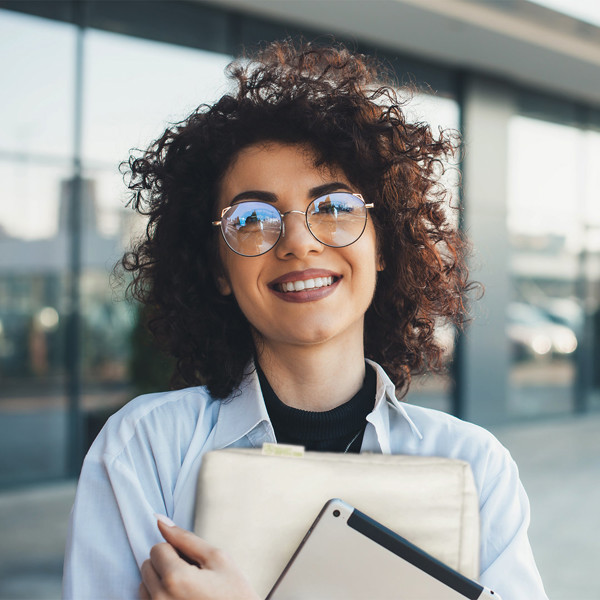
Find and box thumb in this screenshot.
[154,514,222,568]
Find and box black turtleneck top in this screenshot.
[256,363,377,453]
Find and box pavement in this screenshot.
[0,412,599,600]
[0,481,75,600]
[491,413,600,600]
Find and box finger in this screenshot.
[141,557,165,596]
[156,518,225,569]
[138,581,150,600]
[149,542,189,577]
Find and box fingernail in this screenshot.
[154,513,176,527]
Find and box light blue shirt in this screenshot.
[63,361,547,600]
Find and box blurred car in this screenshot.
[507,302,578,361]
[539,298,584,336]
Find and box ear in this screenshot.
[212,248,233,295]
[216,273,232,296]
[376,252,385,272]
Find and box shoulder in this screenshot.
[400,402,504,451]
[393,403,515,497]
[88,386,221,463]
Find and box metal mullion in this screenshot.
[65,0,86,478]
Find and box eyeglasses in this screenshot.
[212,192,374,257]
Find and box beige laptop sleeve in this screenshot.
[193,448,480,598]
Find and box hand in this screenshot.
[140,515,260,600]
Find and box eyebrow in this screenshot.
[229,181,353,205]
[310,182,353,197]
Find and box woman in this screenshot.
[63,41,547,599]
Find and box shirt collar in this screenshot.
[366,359,424,445]
[212,359,423,451]
[212,365,275,449]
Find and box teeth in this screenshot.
[280,276,334,292]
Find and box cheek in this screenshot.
[363,217,383,270]
[358,236,381,300]
[218,249,265,303]
[362,226,381,272]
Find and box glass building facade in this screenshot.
[0,1,599,488]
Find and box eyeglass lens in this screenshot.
[220,192,368,257]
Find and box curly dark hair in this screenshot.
[119,40,473,399]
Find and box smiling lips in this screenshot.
[278,276,334,293]
[268,270,341,303]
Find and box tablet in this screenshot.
[267,499,499,600]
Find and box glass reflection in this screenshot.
[581,130,600,410]
[0,162,71,485]
[507,116,581,416]
[0,10,75,158]
[83,29,231,164]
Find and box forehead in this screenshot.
[217,142,348,204]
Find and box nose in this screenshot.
[274,210,324,260]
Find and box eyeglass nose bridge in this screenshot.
[281,209,307,217]
[278,208,312,240]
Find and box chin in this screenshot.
[287,321,356,347]
[252,313,365,349]
[252,324,332,347]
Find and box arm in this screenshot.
[62,389,223,599]
[63,451,167,600]
[140,516,260,600]
[477,448,548,600]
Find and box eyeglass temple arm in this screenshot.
[352,193,375,209]
[212,206,230,226]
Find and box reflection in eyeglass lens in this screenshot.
[309,194,365,246]
[224,204,281,255]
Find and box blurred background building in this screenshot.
[0,0,599,596]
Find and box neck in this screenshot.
[255,337,367,411]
